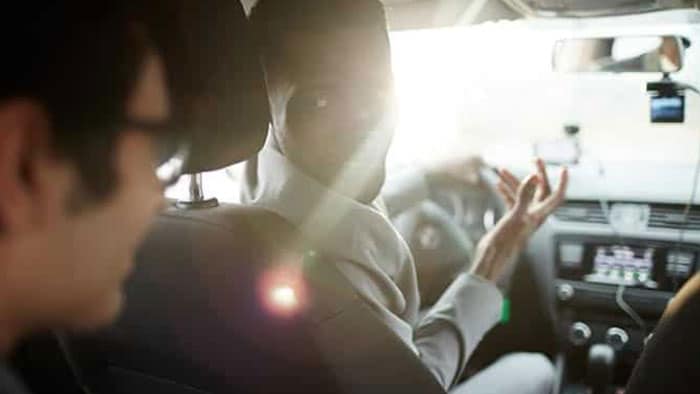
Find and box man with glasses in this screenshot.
[0,4,187,393]
[244,0,568,393]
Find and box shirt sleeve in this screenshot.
[414,273,504,389]
[381,168,431,217]
[331,256,502,391]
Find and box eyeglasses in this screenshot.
[122,119,190,188]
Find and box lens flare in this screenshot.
[270,285,298,309]
[258,258,307,317]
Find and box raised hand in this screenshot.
[471,158,568,286]
[496,158,568,228]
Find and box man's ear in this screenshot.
[0,100,52,234]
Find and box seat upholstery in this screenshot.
[73,204,340,393]
[66,203,446,394]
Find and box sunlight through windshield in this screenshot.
[388,20,700,172]
[167,18,700,203]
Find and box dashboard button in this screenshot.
[557,283,575,302]
[569,322,592,346]
[605,327,629,351]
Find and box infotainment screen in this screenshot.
[557,239,699,292]
[584,245,658,288]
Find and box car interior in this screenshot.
[10,1,700,394]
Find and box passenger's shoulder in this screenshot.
[0,362,31,394]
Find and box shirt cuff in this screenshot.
[430,273,503,339]
[426,273,502,341]
[418,273,503,387]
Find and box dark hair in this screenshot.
[250,0,388,72]
[2,2,151,201]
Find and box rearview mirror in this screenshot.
[553,35,689,73]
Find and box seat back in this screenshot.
[65,203,445,394]
[73,204,339,393]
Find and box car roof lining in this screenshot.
[241,0,520,30]
[502,0,697,18]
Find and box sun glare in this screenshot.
[270,285,299,309]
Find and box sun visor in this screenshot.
[142,0,270,173]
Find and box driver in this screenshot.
[243,0,569,393]
[0,4,186,393]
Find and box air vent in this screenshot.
[648,203,700,231]
[554,200,608,224]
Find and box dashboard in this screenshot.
[532,161,700,389]
[541,199,700,390]
[404,159,700,390]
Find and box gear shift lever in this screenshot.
[586,344,615,394]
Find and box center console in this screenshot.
[553,235,700,392]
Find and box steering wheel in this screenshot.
[397,168,507,305]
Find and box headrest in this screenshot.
[142,0,270,173]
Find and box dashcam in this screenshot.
[647,77,686,123]
[650,95,685,123]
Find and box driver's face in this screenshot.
[268,25,396,203]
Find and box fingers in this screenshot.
[534,158,551,201]
[513,174,539,214]
[497,181,516,208]
[497,164,562,216]
[498,168,520,194]
[537,167,569,217]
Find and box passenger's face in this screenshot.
[1,52,170,332]
[268,24,396,203]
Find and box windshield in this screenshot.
[166,14,700,203]
[387,20,700,171]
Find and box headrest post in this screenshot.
[175,174,219,210]
[189,173,205,202]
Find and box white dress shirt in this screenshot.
[241,137,503,389]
